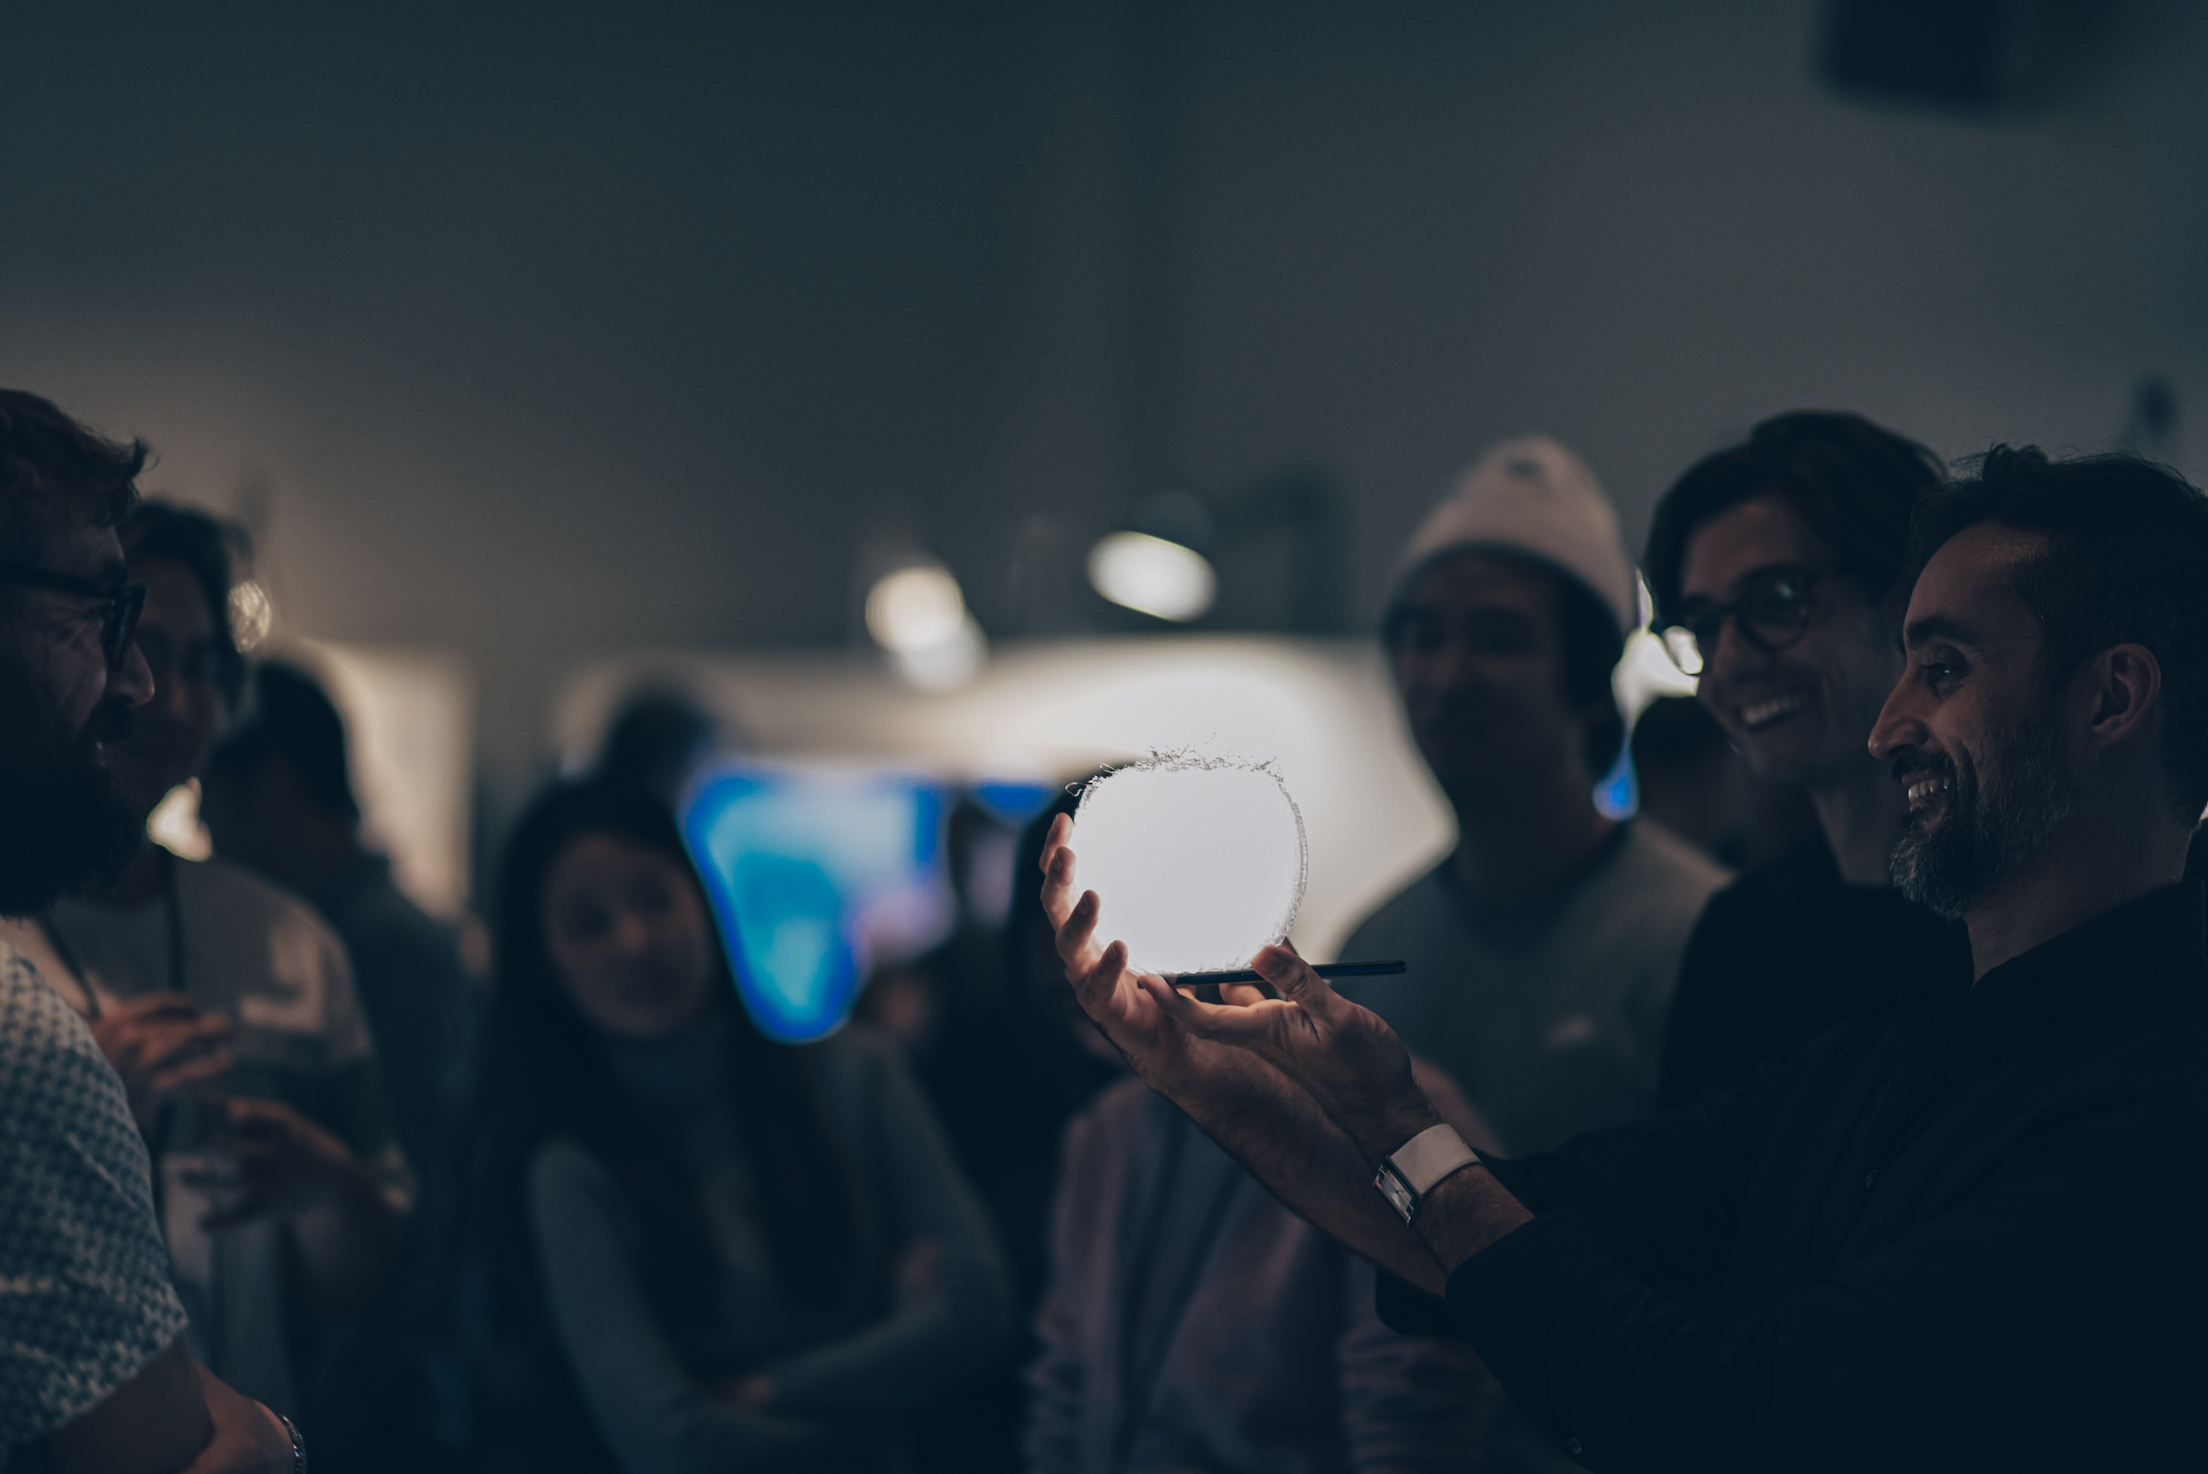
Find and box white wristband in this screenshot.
[1374,1123,1479,1224]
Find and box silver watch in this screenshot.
[1373,1123,1479,1224]
[277,1412,308,1472]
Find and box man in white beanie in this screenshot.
[1340,439,1727,1161]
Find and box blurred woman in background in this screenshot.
[464,781,1013,1473]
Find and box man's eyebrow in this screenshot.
[1677,560,1816,606]
[1901,613,1977,652]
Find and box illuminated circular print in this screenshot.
[1071,751,1308,976]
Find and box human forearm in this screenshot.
[768,1265,1007,1416]
[44,1336,292,1474]
[1147,1047,1451,1290]
[43,1335,212,1474]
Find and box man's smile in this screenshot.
[1735,689,1815,732]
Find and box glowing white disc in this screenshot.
[1071,754,1307,975]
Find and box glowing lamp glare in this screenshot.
[866,566,966,653]
[1087,532,1216,622]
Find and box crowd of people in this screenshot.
[0,381,2203,1474]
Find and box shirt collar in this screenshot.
[1890,879,2207,1028]
[2009,879,2208,1028]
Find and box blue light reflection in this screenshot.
[681,764,951,1043]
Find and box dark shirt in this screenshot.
[1658,835,1942,1110]
[1385,881,2208,1472]
[304,854,479,1186]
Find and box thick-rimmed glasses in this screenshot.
[0,563,148,670]
[1657,567,1830,677]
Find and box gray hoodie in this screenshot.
[1026,1079,1494,1474]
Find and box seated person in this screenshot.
[469,780,1015,1473]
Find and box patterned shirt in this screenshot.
[0,940,188,1468]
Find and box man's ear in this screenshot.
[2077,642,2163,753]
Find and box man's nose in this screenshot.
[1868,673,1924,762]
[109,642,154,707]
[1702,614,1767,687]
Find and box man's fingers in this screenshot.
[1251,946,1354,1023]
[1054,887,1105,973]
[138,1016,234,1069]
[1038,818,1077,919]
[1069,937,1129,1016]
[105,990,203,1022]
[1148,975,1298,1042]
[1038,813,1071,873]
[147,1051,234,1098]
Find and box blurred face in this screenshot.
[99,556,228,816]
[0,519,155,912]
[544,832,720,1042]
[1870,523,2072,918]
[1390,552,1598,800]
[1677,497,1903,789]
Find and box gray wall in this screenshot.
[5,0,2203,856]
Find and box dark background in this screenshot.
[5,0,2202,828]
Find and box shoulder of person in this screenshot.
[1609,820,1732,903]
[178,857,350,957]
[0,948,189,1450]
[1339,856,1457,947]
[0,940,113,1089]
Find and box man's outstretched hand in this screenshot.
[1039,812,1230,1088]
[1038,814,1527,1285]
[1151,943,1446,1163]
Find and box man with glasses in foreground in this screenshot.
[1043,445,2208,1470]
[0,388,293,1470]
[0,501,409,1433]
[1643,413,1948,1112]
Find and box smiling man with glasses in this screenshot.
[1640,411,1950,1112]
[0,388,296,1471]
[0,500,411,1444]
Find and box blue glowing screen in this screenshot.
[971,780,1057,827]
[681,764,951,1043]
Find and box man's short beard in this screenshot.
[0,662,144,916]
[1890,703,2074,921]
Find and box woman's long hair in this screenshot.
[466,781,868,1354]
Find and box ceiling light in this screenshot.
[1087,531,1216,622]
[894,615,986,692]
[865,564,966,654]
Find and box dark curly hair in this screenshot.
[0,389,145,565]
[1911,446,2208,822]
[1645,411,1945,625]
[122,500,250,707]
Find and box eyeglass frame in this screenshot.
[0,562,149,671]
[1655,565,1835,677]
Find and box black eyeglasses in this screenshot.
[1657,567,1830,677]
[0,562,148,671]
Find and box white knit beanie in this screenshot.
[1394,436,1638,639]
